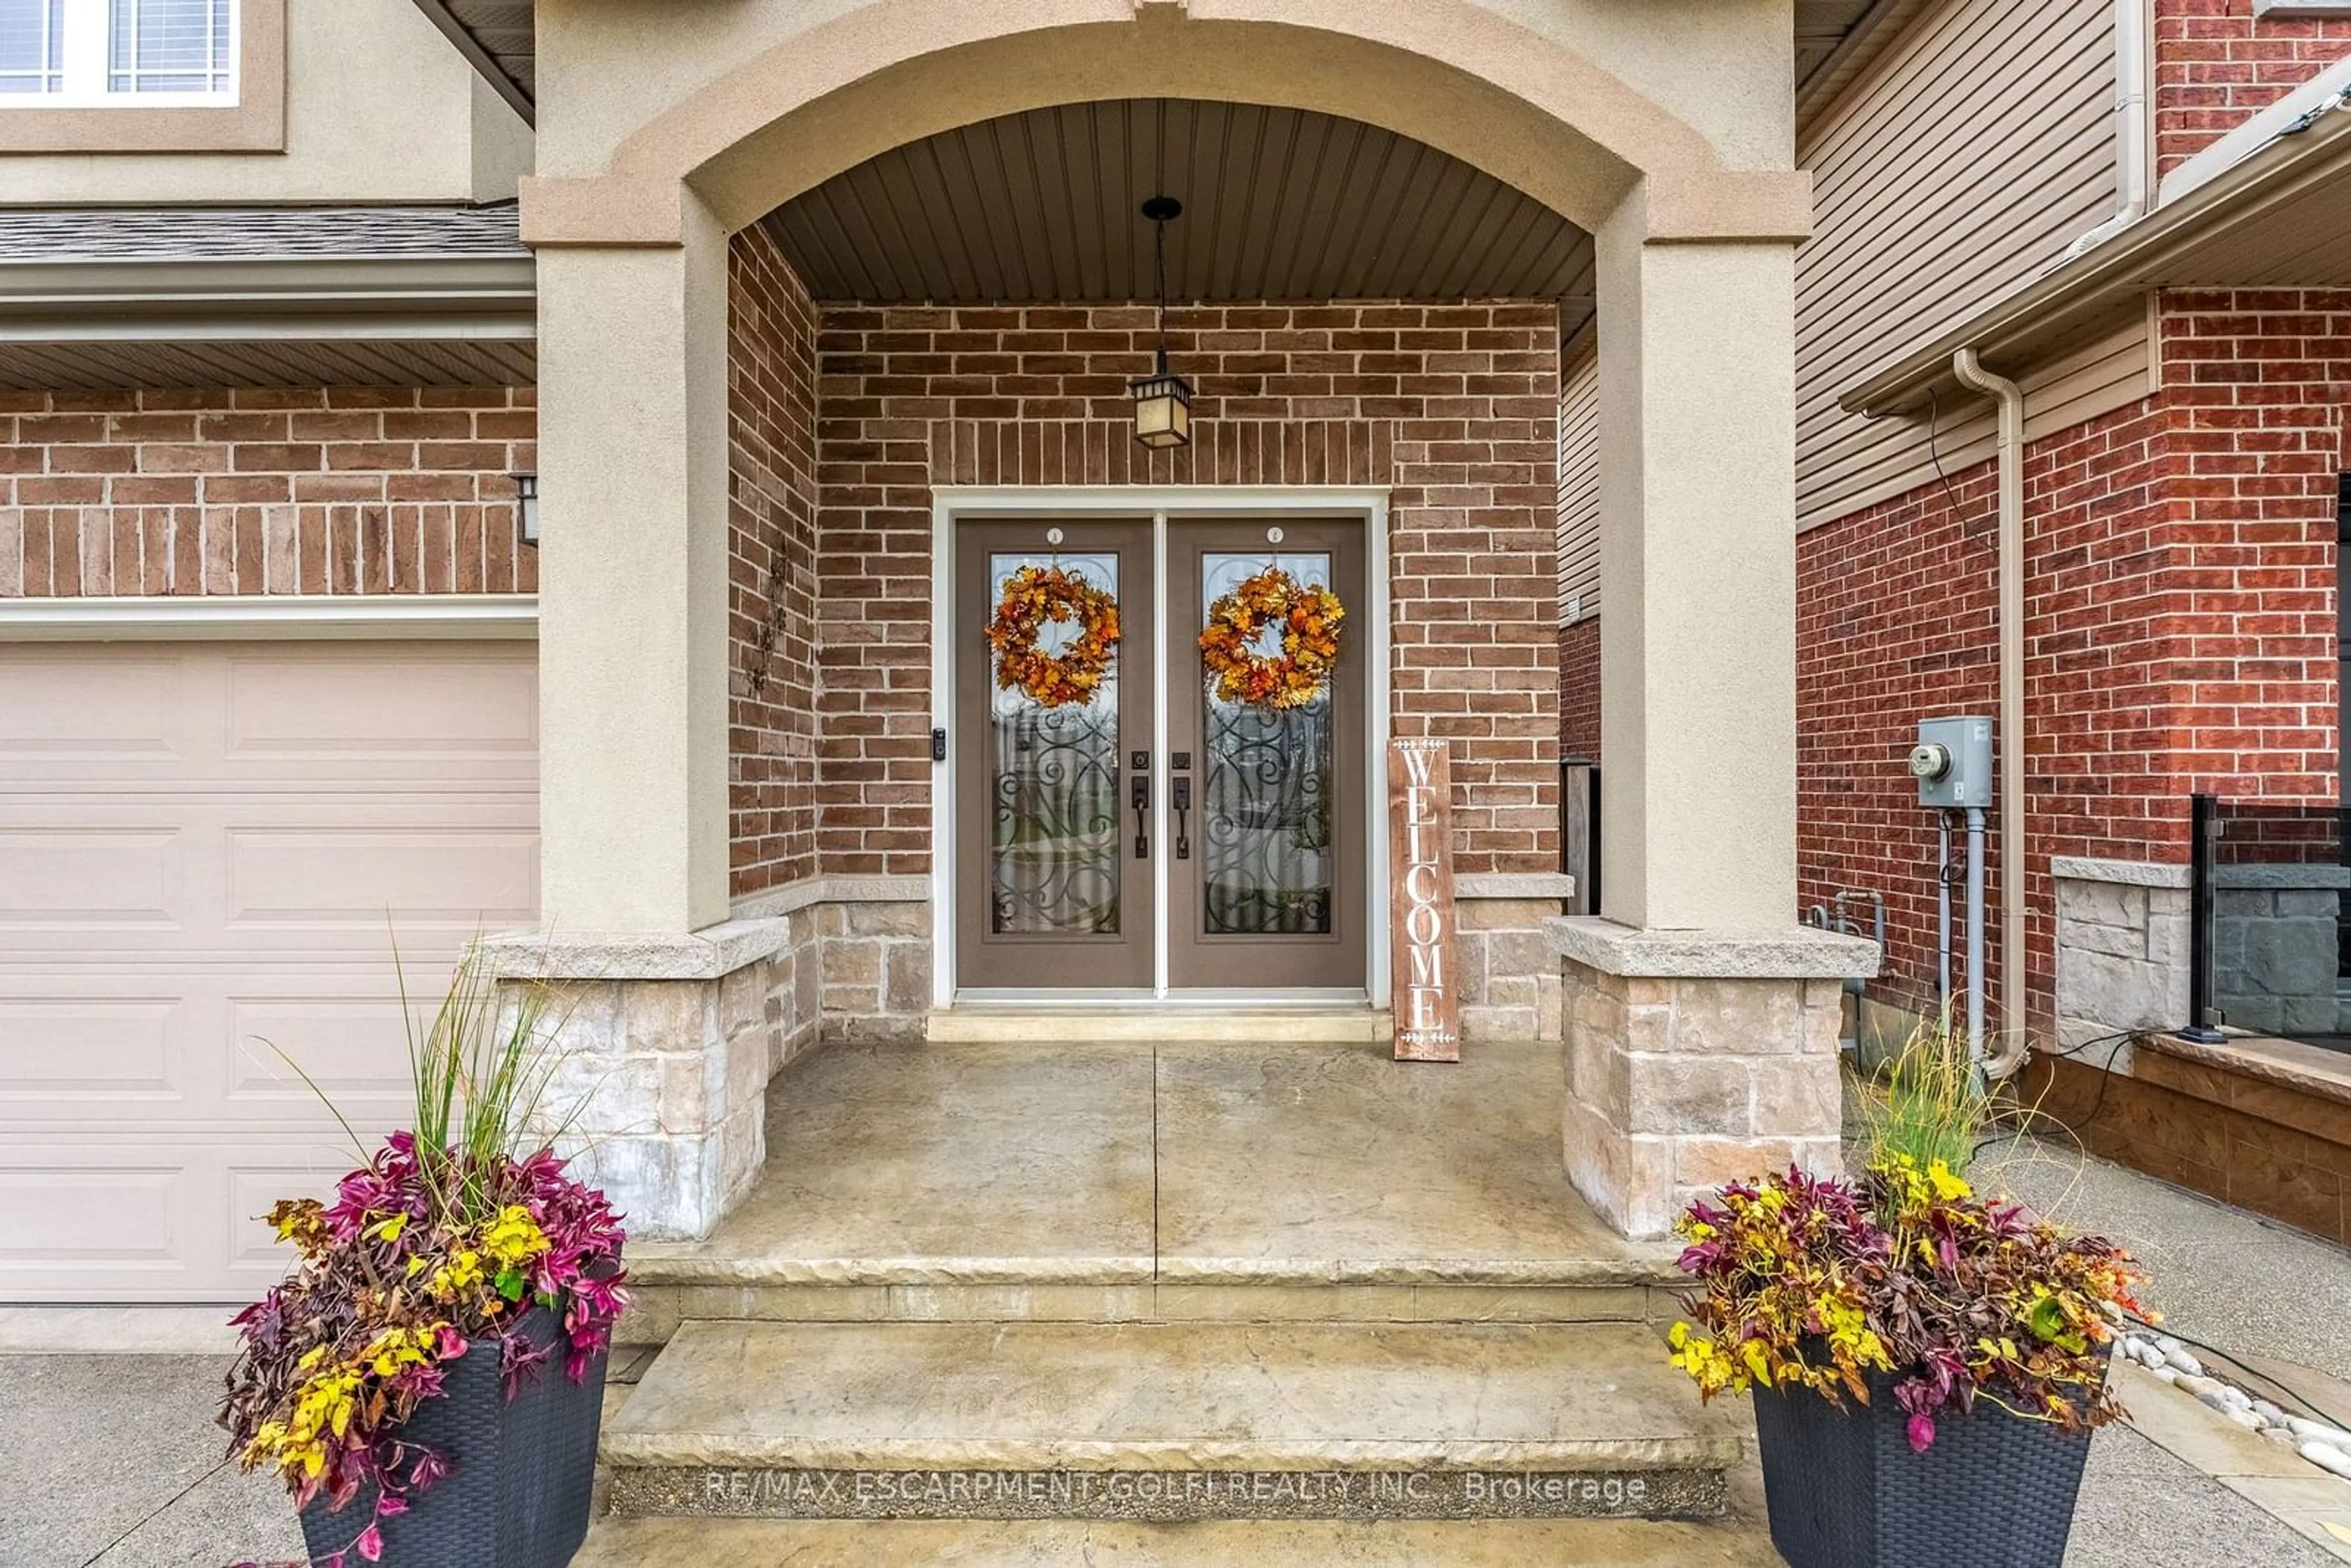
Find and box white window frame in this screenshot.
[0,0,238,110]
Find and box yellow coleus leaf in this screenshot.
[1927,1160,1972,1201]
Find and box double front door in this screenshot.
[952,516,1368,995]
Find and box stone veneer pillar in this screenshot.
[1455,874,1577,1041]
[2053,857,2192,1067]
[1551,918,1877,1239]
[478,915,821,1240]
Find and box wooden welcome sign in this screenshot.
[1389,737,1460,1062]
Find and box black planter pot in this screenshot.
[298,1306,606,1568]
[1751,1369,2098,1568]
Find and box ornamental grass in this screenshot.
[1667,1153,2148,1454]
[219,956,628,1568]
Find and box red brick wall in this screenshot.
[1559,616,1601,761]
[728,226,822,898]
[1798,288,2347,1030]
[0,388,534,596]
[2156,0,2351,176]
[816,301,1562,878]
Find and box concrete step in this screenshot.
[574,1515,1785,1566]
[623,1273,1667,1332]
[925,1006,1393,1043]
[599,1319,1739,1523]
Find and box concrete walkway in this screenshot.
[7,1062,2350,1566]
[0,1344,2331,1567]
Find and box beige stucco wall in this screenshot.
[527,0,1802,241]
[0,0,531,205]
[523,0,1810,940]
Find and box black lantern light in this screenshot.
[513,471,539,546]
[1130,195,1193,450]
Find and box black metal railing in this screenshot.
[2186,792,2351,1048]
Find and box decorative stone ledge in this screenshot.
[2140,1030,2351,1109]
[732,874,932,922]
[1457,872,1576,901]
[1554,923,1875,1239]
[476,918,791,982]
[2212,865,2351,890]
[2051,857,2192,890]
[486,913,824,1241]
[1546,918,1878,980]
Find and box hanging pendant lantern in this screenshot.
[1131,195,1194,450]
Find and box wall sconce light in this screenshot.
[1130,195,1194,451]
[513,472,539,547]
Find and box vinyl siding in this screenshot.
[1556,348,1599,625]
[1796,0,2148,530]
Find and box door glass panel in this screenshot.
[1200,550,1335,936]
[988,550,1122,936]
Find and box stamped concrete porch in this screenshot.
[596,1038,1749,1534]
[622,1035,1682,1322]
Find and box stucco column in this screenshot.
[534,188,732,936]
[1592,190,1799,931]
[1559,189,1874,1239]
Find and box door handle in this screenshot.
[1131,773,1151,860]
[1172,776,1192,860]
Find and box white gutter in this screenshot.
[2064,0,2153,258]
[1949,350,2031,1082]
[0,595,540,640]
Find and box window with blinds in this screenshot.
[108,0,229,93]
[0,1,63,94]
[0,0,235,104]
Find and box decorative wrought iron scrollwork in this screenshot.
[987,550,1123,936]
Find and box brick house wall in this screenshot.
[1559,617,1601,761]
[815,300,1564,879]
[0,388,534,596]
[2156,0,2351,177]
[1798,288,2346,1036]
[728,225,823,898]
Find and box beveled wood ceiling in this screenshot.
[763,99,1595,307]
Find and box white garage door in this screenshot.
[0,639,538,1302]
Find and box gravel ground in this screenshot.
[0,1354,300,1568]
[1973,1132,2351,1388]
[2066,1422,2339,1567]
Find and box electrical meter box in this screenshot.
[1910,715,1993,809]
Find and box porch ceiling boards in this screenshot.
[763,99,1593,308]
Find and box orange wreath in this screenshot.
[987,564,1121,708]
[1199,567,1346,711]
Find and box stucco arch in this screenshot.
[523,0,1810,247]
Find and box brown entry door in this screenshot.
[1166,520,1368,991]
[956,520,1156,991]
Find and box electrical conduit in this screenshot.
[1951,348,2031,1081]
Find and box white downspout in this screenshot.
[2064,0,2153,257]
[1951,349,2031,1081]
